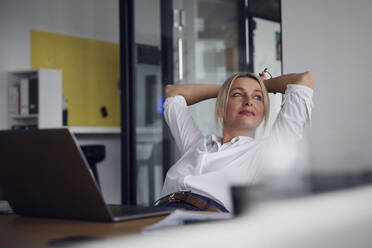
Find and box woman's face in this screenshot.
[223,77,265,131]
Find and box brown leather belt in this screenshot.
[157,192,222,212]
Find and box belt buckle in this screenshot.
[168,193,180,202]
[168,191,190,202]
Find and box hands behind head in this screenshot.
[260,71,268,80]
[259,68,271,81]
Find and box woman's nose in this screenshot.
[244,100,252,106]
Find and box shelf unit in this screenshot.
[67,126,121,134]
[7,68,62,129]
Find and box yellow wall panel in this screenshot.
[31,29,120,126]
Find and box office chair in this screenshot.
[80,145,105,188]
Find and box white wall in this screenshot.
[0,0,121,203]
[282,0,372,172]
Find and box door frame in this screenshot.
[119,0,137,205]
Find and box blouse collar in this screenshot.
[208,134,254,148]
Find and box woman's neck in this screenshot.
[222,126,253,144]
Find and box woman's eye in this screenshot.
[254,95,262,101]
[232,93,242,97]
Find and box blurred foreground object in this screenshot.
[233,170,372,215]
[73,184,372,248]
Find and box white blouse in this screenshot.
[160,84,314,212]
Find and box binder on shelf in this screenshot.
[19,79,29,115]
[7,68,62,129]
[29,79,38,114]
[16,78,38,116]
[8,86,19,115]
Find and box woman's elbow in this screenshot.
[165,84,175,98]
[298,71,315,89]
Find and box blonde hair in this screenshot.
[215,72,270,130]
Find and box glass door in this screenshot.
[172,0,242,136]
[132,0,164,206]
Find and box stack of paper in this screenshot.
[142,210,232,232]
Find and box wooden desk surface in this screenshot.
[0,213,166,248]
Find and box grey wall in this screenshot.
[282,0,372,172]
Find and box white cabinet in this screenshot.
[7,68,62,129]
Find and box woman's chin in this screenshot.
[231,123,258,131]
[224,119,262,131]
[237,120,261,129]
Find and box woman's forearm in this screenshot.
[165,84,221,105]
[264,71,315,94]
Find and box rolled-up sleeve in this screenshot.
[271,84,314,143]
[163,95,203,154]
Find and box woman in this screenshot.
[154,71,315,213]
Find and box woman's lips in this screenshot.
[239,110,255,116]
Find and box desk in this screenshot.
[35,185,372,248]
[0,214,165,248]
[3,185,372,248]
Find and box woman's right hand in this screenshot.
[263,71,315,94]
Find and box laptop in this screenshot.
[0,128,173,222]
